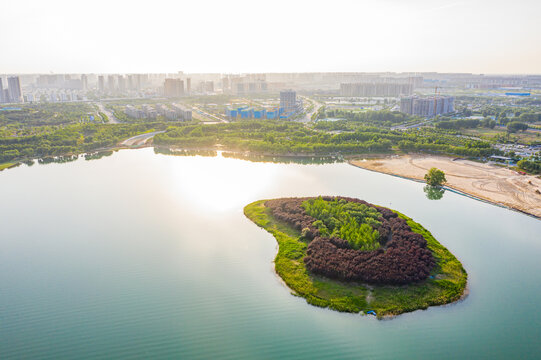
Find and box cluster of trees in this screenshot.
[154,120,500,158]
[154,121,395,155]
[323,109,413,126]
[313,120,351,131]
[84,150,113,161]
[153,124,216,147]
[436,118,496,130]
[454,100,541,126]
[302,197,382,251]
[517,159,541,174]
[516,112,541,123]
[154,147,217,157]
[221,152,338,165]
[0,123,163,164]
[507,122,529,133]
[1,103,510,165]
[266,197,435,285]
[516,98,541,106]
[397,137,497,157]
[0,103,96,128]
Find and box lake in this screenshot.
[1,148,540,359]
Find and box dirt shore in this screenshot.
[350,155,541,218]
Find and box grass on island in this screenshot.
[244,200,467,318]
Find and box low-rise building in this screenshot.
[171,103,192,121]
[125,105,146,119]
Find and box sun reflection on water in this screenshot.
[168,153,276,213]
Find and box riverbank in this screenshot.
[0,163,17,171]
[350,155,541,219]
[244,199,467,319]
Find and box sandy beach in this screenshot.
[350,155,541,218]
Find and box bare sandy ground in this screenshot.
[350,155,541,218]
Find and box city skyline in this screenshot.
[1,0,540,75]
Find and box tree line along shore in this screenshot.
[1,107,539,177]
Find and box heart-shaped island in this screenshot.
[244,196,467,318]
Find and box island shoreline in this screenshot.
[244,198,468,319]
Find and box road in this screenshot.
[121,131,165,147]
[300,96,324,123]
[97,103,119,124]
[192,106,229,123]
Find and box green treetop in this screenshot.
[424,167,447,187]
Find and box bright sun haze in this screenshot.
[2,0,540,74]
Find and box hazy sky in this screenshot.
[2,0,540,74]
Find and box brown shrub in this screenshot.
[266,197,434,285]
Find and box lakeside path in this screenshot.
[350,155,541,219]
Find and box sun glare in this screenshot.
[168,154,275,213]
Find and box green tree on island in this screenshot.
[424,168,447,187]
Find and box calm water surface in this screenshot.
[1,148,540,359]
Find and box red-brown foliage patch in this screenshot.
[266,197,434,285]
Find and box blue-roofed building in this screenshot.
[226,105,286,120]
[240,108,253,118]
[266,111,277,119]
[253,109,266,119]
[225,109,238,118]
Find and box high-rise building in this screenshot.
[400,96,455,117]
[164,79,184,97]
[226,75,268,95]
[186,78,191,94]
[126,75,137,91]
[81,74,88,91]
[98,76,105,92]
[0,78,4,103]
[139,74,149,88]
[7,77,23,103]
[222,77,230,92]
[117,75,126,92]
[107,75,116,92]
[280,90,297,111]
[198,81,214,93]
[128,74,144,90]
[340,82,413,97]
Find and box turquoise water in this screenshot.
[1,148,540,359]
